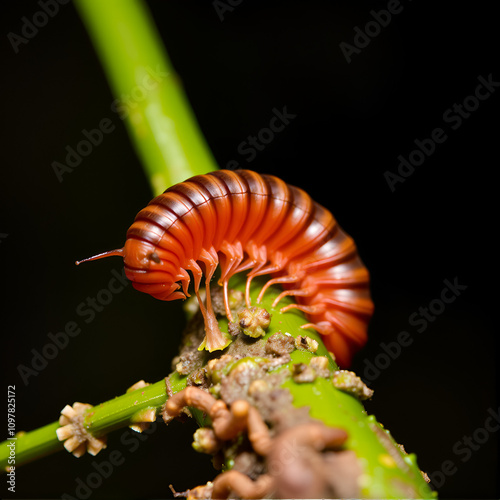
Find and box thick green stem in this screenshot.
[1,276,435,498]
[74,0,219,194]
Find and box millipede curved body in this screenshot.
[79,170,374,366]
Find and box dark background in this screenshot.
[1,1,497,498]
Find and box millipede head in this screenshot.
[76,240,186,302]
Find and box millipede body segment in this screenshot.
[77,170,374,366]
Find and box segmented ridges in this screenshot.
[124,170,373,366]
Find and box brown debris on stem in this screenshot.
[166,388,356,499]
[267,422,350,499]
[126,380,156,433]
[332,370,374,400]
[237,307,271,338]
[212,470,274,500]
[56,403,107,457]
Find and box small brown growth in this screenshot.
[170,482,214,500]
[126,381,155,433]
[211,287,245,316]
[265,332,295,356]
[238,307,272,338]
[295,335,319,353]
[226,333,267,358]
[267,422,350,499]
[310,356,332,378]
[228,321,241,337]
[126,380,150,392]
[212,470,274,500]
[161,378,175,423]
[332,370,374,400]
[187,368,208,388]
[292,363,317,383]
[192,427,221,455]
[218,359,264,404]
[129,407,156,433]
[247,379,268,396]
[175,350,205,376]
[206,354,234,384]
[421,470,431,483]
[163,387,272,457]
[56,403,107,457]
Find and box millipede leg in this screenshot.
[270,284,316,308]
[195,287,231,352]
[256,275,299,304]
[280,303,325,315]
[245,275,253,308]
[300,321,335,336]
[190,258,231,352]
[222,279,234,322]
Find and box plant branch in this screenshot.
[1,2,436,497]
[74,0,219,194]
[2,276,435,498]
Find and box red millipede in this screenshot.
[77,169,374,367]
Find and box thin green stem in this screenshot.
[0,380,173,470]
[74,0,219,194]
[83,379,169,437]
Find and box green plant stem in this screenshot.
[74,0,219,194]
[0,380,173,470]
[1,2,435,497]
[0,279,315,471]
[1,277,435,498]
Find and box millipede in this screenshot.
[76,169,374,367]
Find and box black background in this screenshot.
[1,1,497,498]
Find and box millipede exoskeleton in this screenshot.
[76,169,374,366]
